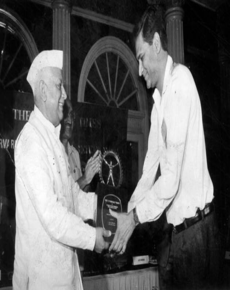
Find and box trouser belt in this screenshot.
[173,202,214,234]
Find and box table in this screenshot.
[83,266,159,290]
[0,266,159,290]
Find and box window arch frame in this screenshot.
[78,36,149,178]
[0,6,38,63]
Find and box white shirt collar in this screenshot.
[152,54,173,100]
[162,55,173,94]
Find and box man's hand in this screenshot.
[94,227,111,253]
[84,150,101,184]
[78,150,101,190]
[109,209,135,255]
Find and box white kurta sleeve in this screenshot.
[72,179,97,222]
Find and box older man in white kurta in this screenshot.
[13,50,109,290]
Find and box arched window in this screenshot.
[78,36,148,181]
[0,6,38,93]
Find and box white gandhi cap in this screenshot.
[27,50,63,93]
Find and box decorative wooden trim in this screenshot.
[71,6,134,32]
[29,0,134,32]
[29,0,52,8]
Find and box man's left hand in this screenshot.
[84,150,101,184]
[109,209,135,255]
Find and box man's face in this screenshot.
[43,67,67,127]
[135,32,158,89]
[62,101,74,140]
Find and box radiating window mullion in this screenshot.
[106,52,112,100]
[94,59,110,102]
[116,70,129,103]
[5,69,28,88]
[86,78,109,105]
[113,55,119,100]
[0,25,8,82]
[3,43,23,82]
[118,88,137,107]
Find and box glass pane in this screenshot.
[127,141,138,193]
[0,25,31,93]
[85,52,138,110]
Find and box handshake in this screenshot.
[93,209,136,256]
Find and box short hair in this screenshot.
[60,98,73,140]
[133,6,168,51]
[63,98,72,120]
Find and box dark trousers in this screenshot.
[157,213,224,290]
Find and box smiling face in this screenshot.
[42,67,67,127]
[135,32,159,90]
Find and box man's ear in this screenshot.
[39,80,47,102]
[153,32,161,54]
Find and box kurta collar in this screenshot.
[33,105,61,138]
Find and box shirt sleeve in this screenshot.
[135,67,194,223]
[15,130,96,251]
[72,179,97,222]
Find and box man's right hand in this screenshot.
[94,227,111,253]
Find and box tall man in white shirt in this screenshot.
[13,50,110,290]
[109,7,222,290]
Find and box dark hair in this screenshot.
[63,98,72,120]
[60,98,74,140]
[133,6,168,51]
